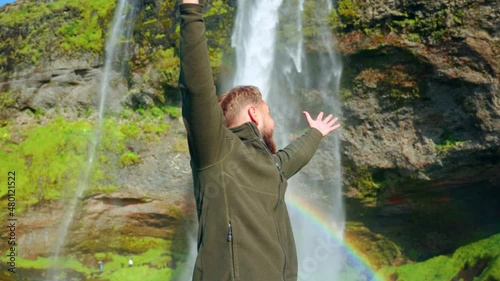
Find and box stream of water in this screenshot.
[231,0,345,280]
[46,1,137,279]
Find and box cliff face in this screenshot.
[0,0,498,279]
[331,0,498,181]
[329,0,499,263]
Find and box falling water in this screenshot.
[231,0,284,95]
[231,0,345,280]
[46,0,136,279]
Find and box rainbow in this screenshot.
[287,192,384,281]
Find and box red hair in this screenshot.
[218,85,263,127]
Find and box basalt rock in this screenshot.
[330,0,499,261]
[17,190,194,261]
[0,65,127,119]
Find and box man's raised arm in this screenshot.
[275,111,341,179]
[179,1,228,168]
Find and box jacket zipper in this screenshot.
[257,139,287,281]
[227,222,233,242]
[249,124,287,280]
[258,138,285,176]
[228,221,237,278]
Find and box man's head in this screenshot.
[219,85,276,153]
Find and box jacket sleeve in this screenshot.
[274,128,324,179]
[178,4,228,169]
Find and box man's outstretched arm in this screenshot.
[275,112,341,179]
[179,1,228,168]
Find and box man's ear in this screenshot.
[248,106,259,126]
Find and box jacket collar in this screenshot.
[230,122,262,141]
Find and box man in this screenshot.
[178,1,340,280]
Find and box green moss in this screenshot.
[435,139,465,154]
[339,88,353,102]
[378,234,500,281]
[155,48,180,88]
[93,249,176,278]
[166,205,182,219]
[0,118,92,212]
[330,0,465,43]
[150,106,164,118]
[1,0,230,92]
[348,166,381,206]
[0,91,17,108]
[166,106,182,119]
[205,0,229,17]
[172,140,188,153]
[16,255,92,275]
[135,107,146,116]
[99,120,125,154]
[91,185,119,195]
[0,112,173,214]
[109,236,171,254]
[12,249,181,281]
[0,90,18,124]
[141,122,166,136]
[120,152,140,167]
[346,222,407,269]
[387,87,420,101]
[0,0,115,75]
[105,266,173,281]
[120,123,141,139]
[353,65,422,109]
[0,127,10,141]
[329,0,360,30]
[407,33,421,43]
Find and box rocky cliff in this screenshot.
[0,0,498,280]
[332,0,499,264]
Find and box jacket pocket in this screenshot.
[228,221,239,279]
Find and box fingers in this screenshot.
[303,111,313,124]
[328,117,341,132]
[326,117,338,127]
[316,111,324,121]
[330,123,341,131]
[304,111,341,134]
[323,114,334,123]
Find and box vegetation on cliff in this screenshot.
[378,234,500,281]
[0,106,175,217]
[0,0,115,74]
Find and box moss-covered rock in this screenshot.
[378,234,500,281]
[345,222,408,269]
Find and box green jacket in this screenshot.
[179,4,324,281]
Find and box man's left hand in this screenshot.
[303,111,341,137]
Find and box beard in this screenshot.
[262,127,277,154]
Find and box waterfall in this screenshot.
[46,0,136,279]
[231,0,283,95]
[231,0,345,280]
